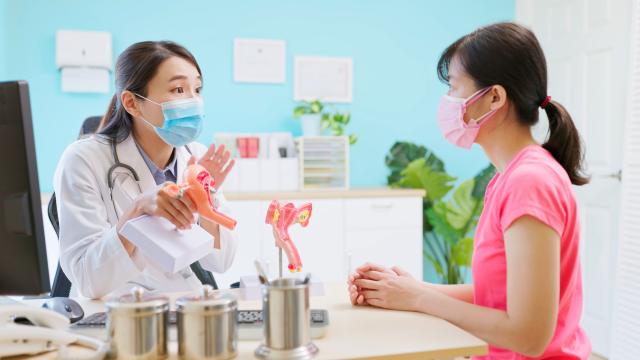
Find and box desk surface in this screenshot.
[19,283,487,360]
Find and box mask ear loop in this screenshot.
[463,86,496,126]
[132,93,165,130]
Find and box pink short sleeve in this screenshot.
[499,165,567,236]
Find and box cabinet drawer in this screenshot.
[345,229,422,279]
[345,197,421,230]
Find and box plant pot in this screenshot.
[300,114,322,136]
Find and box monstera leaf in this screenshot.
[443,179,479,231]
[394,158,456,202]
[426,203,459,246]
[385,142,445,184]
[472,164,496,199]
[452,237,474,267]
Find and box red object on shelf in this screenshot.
[236,136,260,158]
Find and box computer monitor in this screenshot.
[0,80,50,295]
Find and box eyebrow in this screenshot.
[168,75,202,82]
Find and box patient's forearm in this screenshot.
[424,283,474,303]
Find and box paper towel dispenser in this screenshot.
[55,30,112,93]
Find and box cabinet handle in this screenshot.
[370,203,394,211]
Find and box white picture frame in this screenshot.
[233,38,286,84]
[294,56,353,103]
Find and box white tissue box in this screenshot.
[120,215,213,274]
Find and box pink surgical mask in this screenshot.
[437,87,497,149]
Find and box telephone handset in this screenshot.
[0,304,107,359]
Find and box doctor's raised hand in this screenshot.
[190,143,235,191]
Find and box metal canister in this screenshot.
[176,285,238,360]
[105,287,169,359]
[255,278,318,360]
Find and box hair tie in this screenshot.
[540,95,551,109]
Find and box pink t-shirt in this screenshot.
[472,145,591,359]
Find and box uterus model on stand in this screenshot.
[264,200,312,278]
[165,164,237,230]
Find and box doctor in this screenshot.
[54,41,238,299]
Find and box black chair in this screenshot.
[48,116,218,297]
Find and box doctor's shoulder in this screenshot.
[54,135,113,181]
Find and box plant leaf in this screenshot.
[348,134,358,145]
[452,237,474,267]
[426,205,458,246]
[444,179,478,230]
[396,158,456,201]
[472,163,496,199]
[293,106,307,118]
[385,142,446,185]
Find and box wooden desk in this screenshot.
[17,283,487,359]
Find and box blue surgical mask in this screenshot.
[135,94,204,147]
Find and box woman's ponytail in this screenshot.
[542,100,590,185]
[437,23,590,186]
[98,94,117,132]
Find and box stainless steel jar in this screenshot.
[176,285,238,360]
[255,278,318,359]
[105,287,169,359]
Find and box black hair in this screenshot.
[437,22,589,185]
[98,41,202,142]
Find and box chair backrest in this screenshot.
[49,193,72,297]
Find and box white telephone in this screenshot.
[0,304,107,359]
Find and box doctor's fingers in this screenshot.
[178,194,197,213]
[158,188,195,221]
[157,207,189,230]
[166,199,195,228]
[156,195,192,229]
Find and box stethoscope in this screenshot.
[106,138,191,220]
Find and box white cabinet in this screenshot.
[215,189,424,288]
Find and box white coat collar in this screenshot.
[114,134,193,191]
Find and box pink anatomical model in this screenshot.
[165,164,237,230]
[265,200,312,272]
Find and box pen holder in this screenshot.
[255,278,318,359]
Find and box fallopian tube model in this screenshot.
[165,164,237,230]
[265,200,312,272]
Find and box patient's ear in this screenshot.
[489,85,507,111]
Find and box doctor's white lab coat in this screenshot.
[53,134,238,299]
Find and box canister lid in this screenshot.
[106,287,169,315]
[176,285,237,313]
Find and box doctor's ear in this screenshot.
[120,91,143,118]
[488,85,508,111]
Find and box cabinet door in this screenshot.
[215,200,266,288]
[261,199,345,282]
[345,228,422,279]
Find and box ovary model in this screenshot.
[265,200,313,272]
[165,164,237,230]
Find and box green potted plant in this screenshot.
[322,111,357,145]
[293,99,358,144]
[293,100,324,136]
[385,141,495,284]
